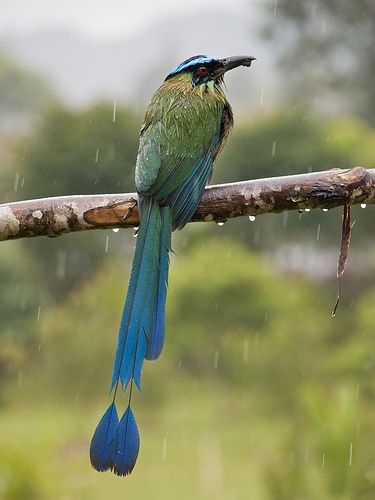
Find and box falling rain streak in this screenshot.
[95,147,100,163]
[162,436,168,462]
[105,235,109,253]
[316,224,321,241]
[213,350,219,369]
[112,100,117,122]
[260,86,265,106]
[272,141,277,157]
[273,0,278,16]
[14,172,20,192]
[349,442,353,467]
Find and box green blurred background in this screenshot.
[0,1,375,499]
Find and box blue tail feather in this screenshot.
[110,197,162,390]
[111,406,140,476]
[91,197,172,476]
[90,403,119,472]
[133,328,147,389]
[146,206,172,360]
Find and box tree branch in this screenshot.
[0,166,374,242]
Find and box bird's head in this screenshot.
[165,55,256,88]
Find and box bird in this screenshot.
[89,54,256,476]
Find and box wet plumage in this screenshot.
[90,54,255,476]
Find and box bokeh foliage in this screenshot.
[1,239,375,499]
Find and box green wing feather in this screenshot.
[135,76,227,202]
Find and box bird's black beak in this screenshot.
[214,55,256,78]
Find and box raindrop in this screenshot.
[217,221,225,226]
[105,235,109,253]
[349,442,353,467]
[112,228,120,233]
[213,350,219,369]
[316,224,321,241]
[95,147,100,163]
[360,203,367,208]
[248,215,256,222]
[162,436,168,462]
[273,0,278,16]
[260,86,265,106]
[112,100,117,122]
[14,172,20,192]
[322,452,325,469]
[56,250,66,280]
[271,141,277,157]
[37,306,41,322]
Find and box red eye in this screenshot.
[198,66,208,75]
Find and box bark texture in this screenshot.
[0,167,374,242]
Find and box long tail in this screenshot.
[90,197,172,476]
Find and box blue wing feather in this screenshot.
[168,135,219,229]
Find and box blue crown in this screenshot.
[167,55,216,78]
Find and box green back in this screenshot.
[135,73,228,201]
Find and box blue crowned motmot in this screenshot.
[90,54,256,476]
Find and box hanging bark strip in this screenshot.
[0,166,374,242]
[332,205,353,316]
